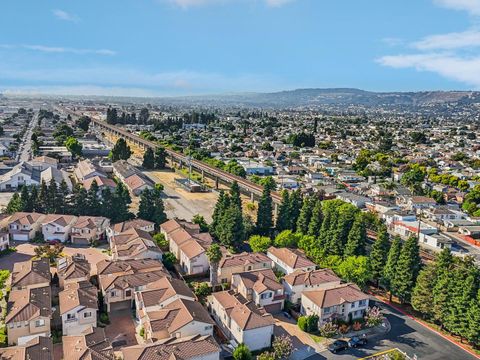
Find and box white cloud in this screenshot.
[433,0,480,15]
[413,29,480,50]
[377,53,480,88]
[167,0,294,8]
[52,9,80,22]
[0,44,116,56]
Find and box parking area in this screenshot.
[104,310,138,350]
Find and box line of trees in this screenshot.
[142,147,167,170]
[110,138,132,162]
[6,180,134,223]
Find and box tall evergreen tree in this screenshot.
[392,236,421,303]
[256,181,273,236]
[288,189,302,231]
[328,204,356,256]
[230,181,242,211]
[344,213,367,257]
[36,180,48,213]
[307,199,323,237]
[432,249,454,326]
[210,191,230,238]
[411,263,437,318]
[276,190,291,232]
[383,236,402,301]
[152,187,167,226]
[142,148,155,169]
[57,180,69,214]
[296,197,314,235]
[72,184,88,216]
[467,290,480,346]
[154,147,167,169]
[113,183,133,222]
[86,180,101,216]
[138,189,155,222]
[218,205,244,250]
[110,138,132,162]
[47,179,58,213]
[21,186,34,212]
[6,193,22,214]
[369,224,390,287]
[207,243,222,287]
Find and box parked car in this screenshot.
[348,336,368,348]
[328,340,349,353]
[48,239,60,245]
[282,311,292,319]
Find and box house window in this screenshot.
[359,300,367,307]
[35,319,45,327]
[16,322,22,328]
[67,314,76,320]
[110,291,116,297]
[204,325,212,330]
[125,290,132,297]
[261,292,272,299]
[84,312,92,318]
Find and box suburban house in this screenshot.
[11,258,51,291]
[231,268,285,313]
[94,260,169,315]
[8,212,45,241]
[107,218,155,239]
[141,298,214,341]
[0,163,40,191]
[26,156,58,171]
[208,290,274,351]
[70,216,110,246]
[59,281,98,336]
[121,334,220,360]
[62,327,114,360]
[418,232,453,251]
[282,268,342,304]
[0,215,10,251]
[74,159,107,182]
[217,252,272,284]
[110,227,162,261]
[124,173,154,196]
[57,254,91,288]
[83,175,117,194]
[41,214,77,242]
[160,219,212,275]
[135,277,196,317]
[267,247,316,275]
[40,167,73,191]
[0,336,53,360]
[300,283,369,325]
[6,286,52,345]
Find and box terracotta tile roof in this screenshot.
[11,258,50,289]
[219,252,270,269]
[121,334,219,360]
[302,283,368,308]
[179,239,205,259]
[124,174,151,191]
[59,281,98,315]
[62,327,114,360]
[41,214,77,227]
[145,299,214,335]
[57,254,91,282]
[111,219,154,234]
[99,270,168,292]
[267,247,315,270]
[8,212,44,226]
[137,277,195,308]
[96,259,164,276]
[83,176,116,191]
[211,290,274,330]
[234,268,282,294]
[6,286,52,324]
[283,268,341,287]
[0,336,53,360]
[159,219,182,234]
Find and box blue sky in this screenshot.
[1,0,480,96]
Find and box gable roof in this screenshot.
[283,268,341,287]
[219,252,270,269]
[122,334,219,360]
[11,258,50,288]
[96,259,165,277]
[62,327,114,360]
[6,286,52,323]
[137,277,195,308]
[111,219,154,234]
[302,283,368,308]
[59,281,98,315]
[0,336,53,360]
[57,255,91,282]
[233,268,282,294]
[267,247,315,270]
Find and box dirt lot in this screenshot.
[144,170,219,222]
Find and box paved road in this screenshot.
[312,300,479,360]
[17,113,39,162]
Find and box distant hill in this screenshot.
[153,88,480,108]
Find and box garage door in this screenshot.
[263,302,283,313]
[110,300,131,312]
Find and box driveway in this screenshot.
[104,310,138,349]
[274,313,323,360]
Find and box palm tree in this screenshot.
[207,244,222,288]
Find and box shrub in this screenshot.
[153,233,169,251]
[365,306,383,328]
[274,230,300,248]
[319,321,338,338]
[257,352,275,360]
[272,335,293,360]
[297,316,308,332]
[352,321,362,331]
[233,343,252,360]
[306,315,319,333]
[100,312,110,324]
[338,324,350,334]
[248,235,272,253]
[139,327,145,338]
[194,282,211,298]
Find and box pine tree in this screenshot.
[29,186,38,212]
[210,191,230,238]
[218,205,244,250]
[6,193,22,214]
[411,263,436,318]
[110,138,132,162]
[307,199,323,237]
[138,189,155,222]
[432,248,454,326]
[256,182,273,236]
[154,147,167,169]
[328,204,356,256]
[36,180,48,213]
[47,178,58,213]
[466,290,480,346]
[19,185,29,211]
[207,243,223,287]
[113,183,133,222]
[57,180,69,214]
[100,187,114,218]
[296,197,314,235]
[288,189,302,231]
[152,187,167,226]
[72,184,88,216]
[392,236,421,303]
[369,224,390,287]
[230,181,242,211]
[276,190,291,232]
[383,236,402,301]
[344,213,367,257]
[86,180,101,216]
[142,148,155,169]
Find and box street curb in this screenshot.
[373,295,480,359]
